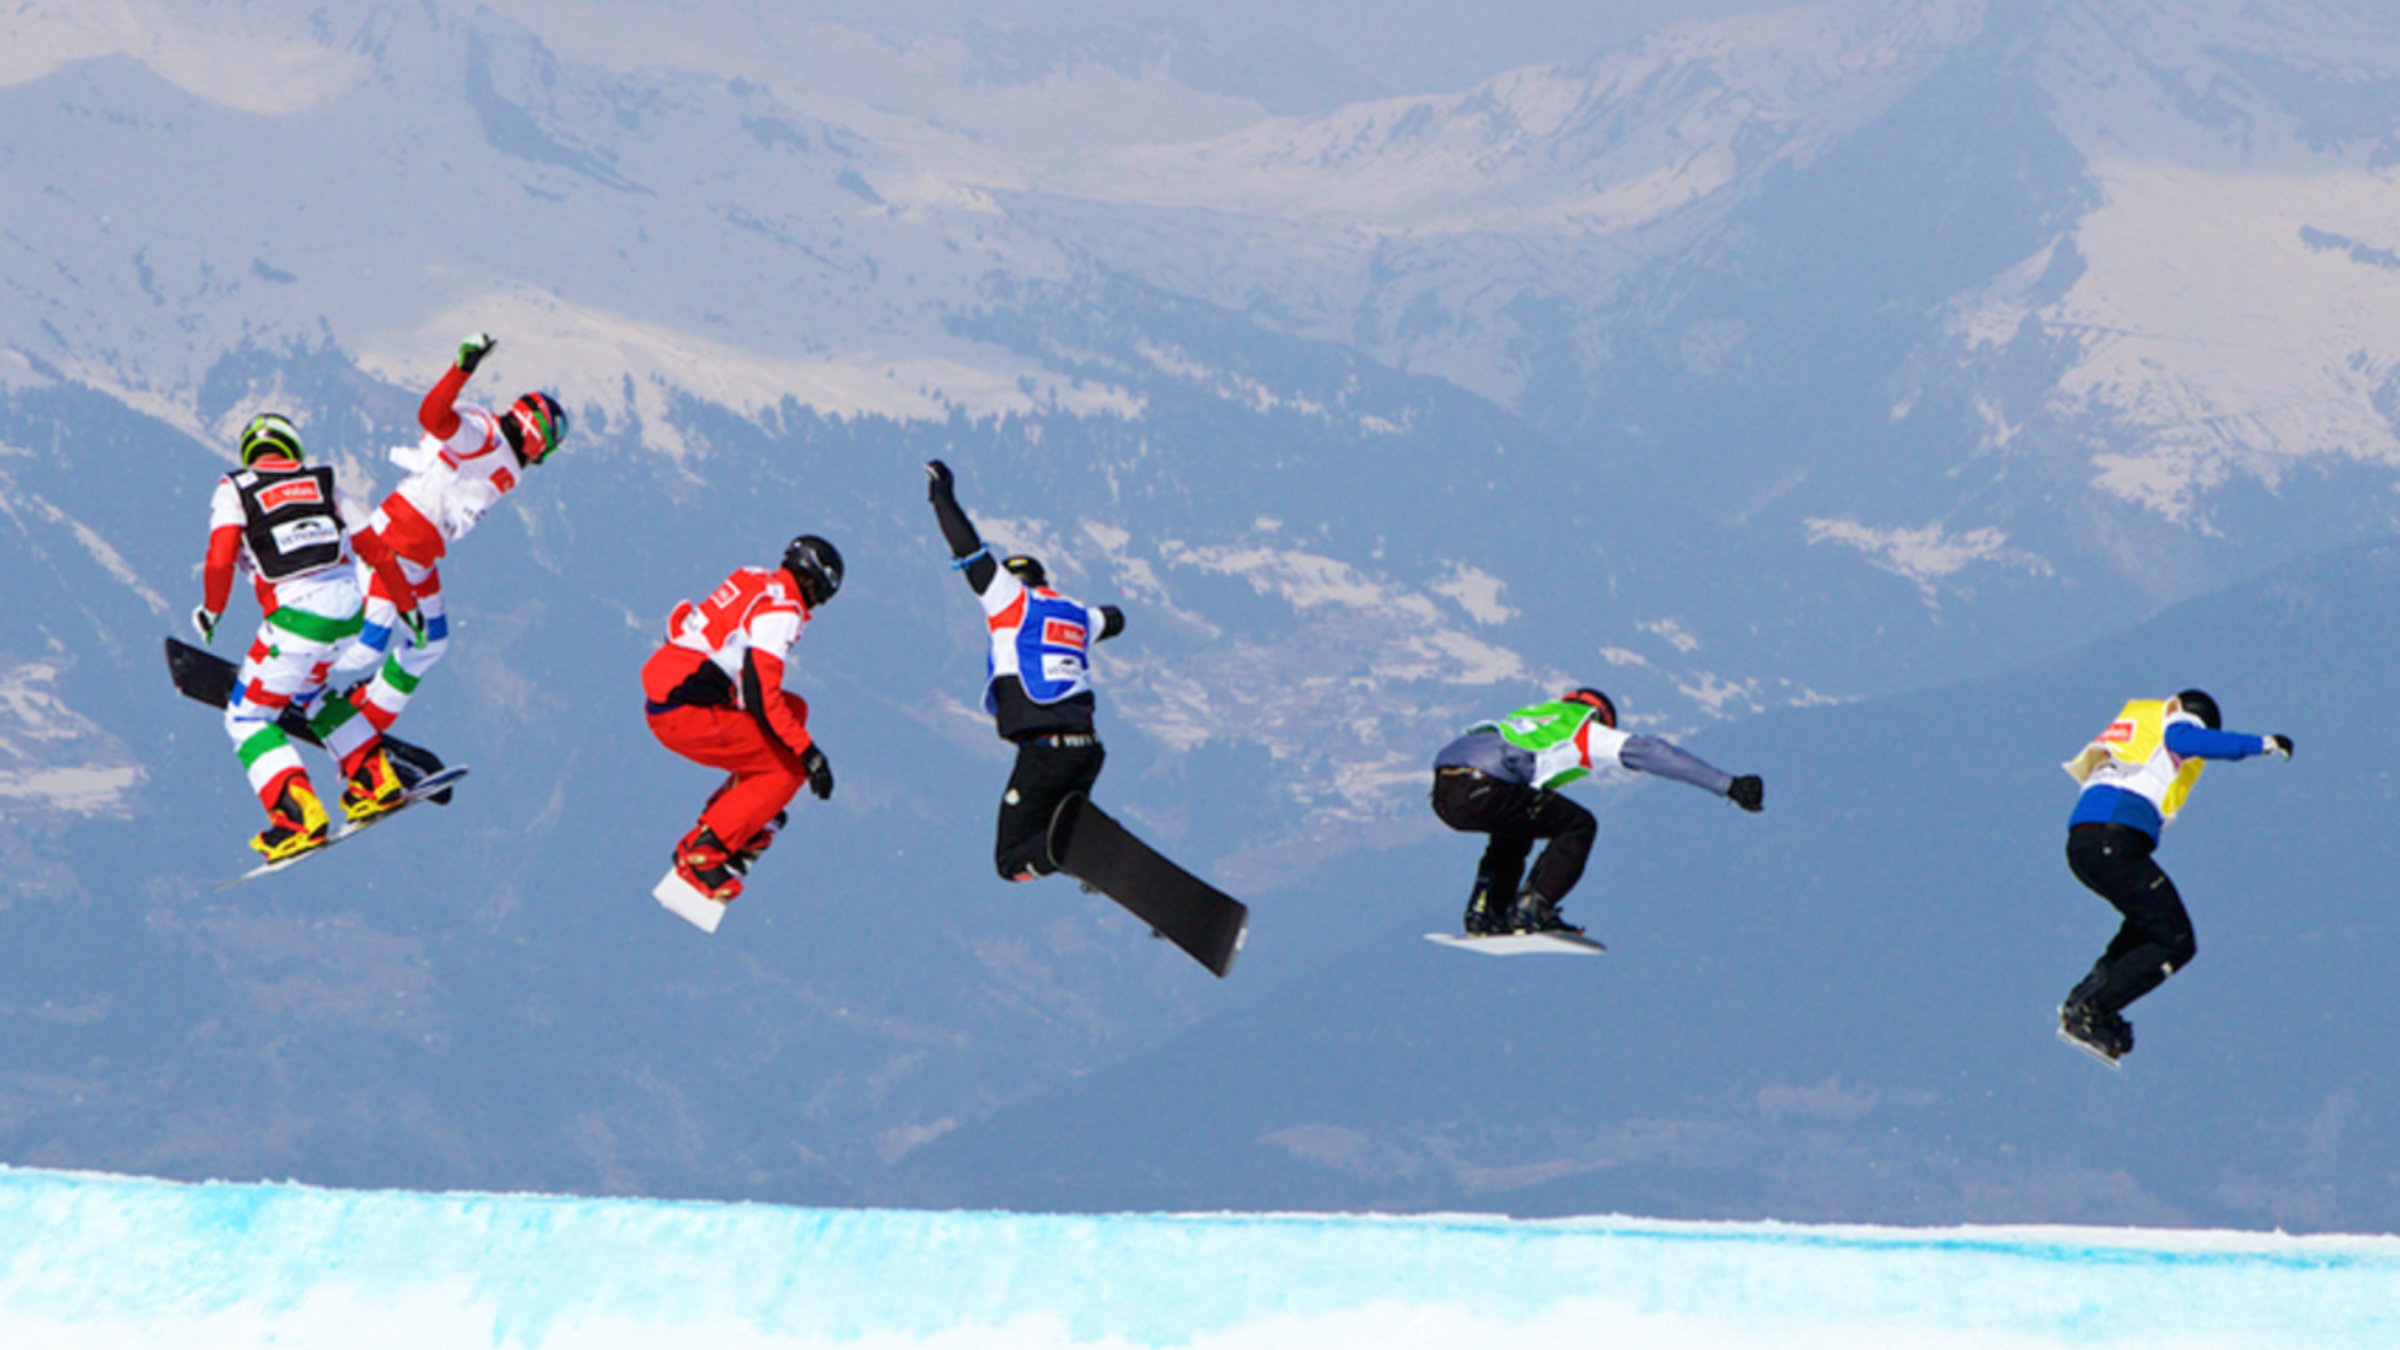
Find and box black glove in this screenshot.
[2266,734,2294,760]
[1727,775,1764,813]
[925,459,954,500]
[457,331,496,374]
[800,744,834,800]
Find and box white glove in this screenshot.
[191,605,220,644]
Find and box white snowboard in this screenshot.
[653,869,729,934]
[2055,1026,2125,1071]
[1424,931,1607,956]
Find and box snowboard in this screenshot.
[653,867,730,934]
[164,637,453,801]
[1425,931,1608,956]
[2055,1026,2125,1071]
[217,765,471,888]
[1048,793,1249,978]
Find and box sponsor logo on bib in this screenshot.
[1042,617,1087,649]
[270,516,340,553]
[2100,719,2136,745]
[259,479,325,512]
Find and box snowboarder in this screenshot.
[315,332,566,816]
[924,459,1126,882]
[2056,689,2293,1064]
[193,413,424,861]
[642,536,842,905]
[1431,688,1765,936]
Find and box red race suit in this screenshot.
[642,565,818,851]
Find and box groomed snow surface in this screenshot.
[0,1169,2394,1348]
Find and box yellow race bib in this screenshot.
[2062,699,2206,820]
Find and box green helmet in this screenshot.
[239,413,304,466]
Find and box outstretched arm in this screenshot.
[925,460,998,593]
[416,334,494,441]
[2165,721,2286,762]
[1621,734,1741,799]
[419,367,469,440]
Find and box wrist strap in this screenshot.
[949,546,989,571]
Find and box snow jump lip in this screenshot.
[5,1167,2396,1349]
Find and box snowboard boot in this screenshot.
[1461,871,1509,936]
[1507,888,1584,936]
[726,811,787,877]
[340,745,407,824]
[2062,965,2108,1017]
[2058,1001,2135,1064]
[674,825,744,902]
[251,774,332,863]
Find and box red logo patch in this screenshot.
[258,479,324,511]
[1042,618,1087,648]
[2099,720,2136,744]
[492,467,517,493]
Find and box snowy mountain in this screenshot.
[2,0,2399,1225]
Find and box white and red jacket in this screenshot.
[642,566,817,755]
[203,454,416,623]
[369,366,526,563]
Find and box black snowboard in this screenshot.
[163,637,453,803]
[1048,793,1249,978]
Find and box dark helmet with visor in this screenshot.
[1002,554,1049,589]
[2173,688,2222,731]
[782,534,843,609]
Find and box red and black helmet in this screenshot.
[507,391,568,463]
[1562,686,1617,728]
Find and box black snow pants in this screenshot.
[1429,767,1597,905]
[995,735,1106,881]
[2065,822,2199,1015]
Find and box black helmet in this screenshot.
[2173,688,2221,731]
[239,413,304,466]
[1002,554,1049,589]
[1562,686,1617,728]
[782,535,843,608]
